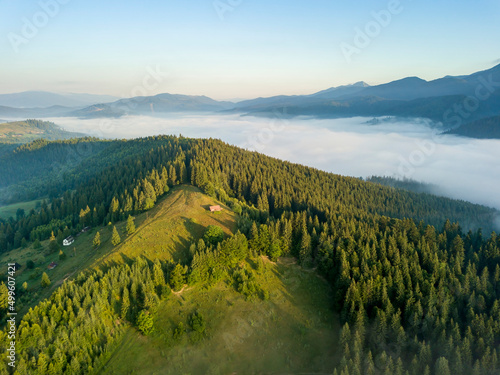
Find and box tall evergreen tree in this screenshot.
[48,231,58,254]
[126,215,136,235]
[93,231,101,248]
[41,272,51,288]
[170,264,186,291]
[299,228,311,264]
[434,357,451,375]
[0,283,8,311]
[111,226,121,246]
[121,287,130,320]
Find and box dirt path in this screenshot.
[171,284,191,296]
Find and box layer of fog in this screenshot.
[47,114,500,212]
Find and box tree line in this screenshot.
[0,136,496,253]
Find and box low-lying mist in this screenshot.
[48,114,500,213]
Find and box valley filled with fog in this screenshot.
[47,114,500,213]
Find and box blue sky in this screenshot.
[1,0,499,100]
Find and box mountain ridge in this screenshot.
[1,65,500,138]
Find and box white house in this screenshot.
[63,236,74,246]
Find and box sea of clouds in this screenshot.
[47,114,500,212]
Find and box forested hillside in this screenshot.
[0,136,496,251]
[445,116,500,139]
[366,176,441,195]
[0,136,499,374]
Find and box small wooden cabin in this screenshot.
[209,205,222,212]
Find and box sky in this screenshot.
[1,0,500,100]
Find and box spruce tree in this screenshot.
[0,283,8,310]
[41,272,51,288]
[126,215,136,235]
[121,287,130,320]
[299,228,311,264]
[111,226,121,246]
[136,310,154,335]
[48,231,59,254]
[434,357,451,375]
[93,231,101,248]
[153,259,165,287]
[169,264,186,291]
[37,353,48,374]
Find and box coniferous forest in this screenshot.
[0,136,499,374]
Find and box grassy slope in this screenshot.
[101,257,338,375]
[3,184,338,374]
[0,185,235,316]
[95,184,237,266]
[0,120,43,137]
[0,198,45,220]
[0,120,83,144]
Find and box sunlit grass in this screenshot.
[101,257,339,375]
[0,198,45,220]
[0,185,235,318]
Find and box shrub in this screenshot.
[231,202,242,215]
[173,322,185,340]
[30,267,42,280]
[188,311,206,334]
[136,310,155,335]
[59,250,67,261]
[233,267,265,300]
[203,225,224,246]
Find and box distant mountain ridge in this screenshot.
[232,64,500,116]
[339,64,500,100]
[0,93,237,119]
[228,64,500,138]
[1,64,500,138]
[232,82,371,110]
[69,93,235,118]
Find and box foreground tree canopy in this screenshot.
[0,135,499,375]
